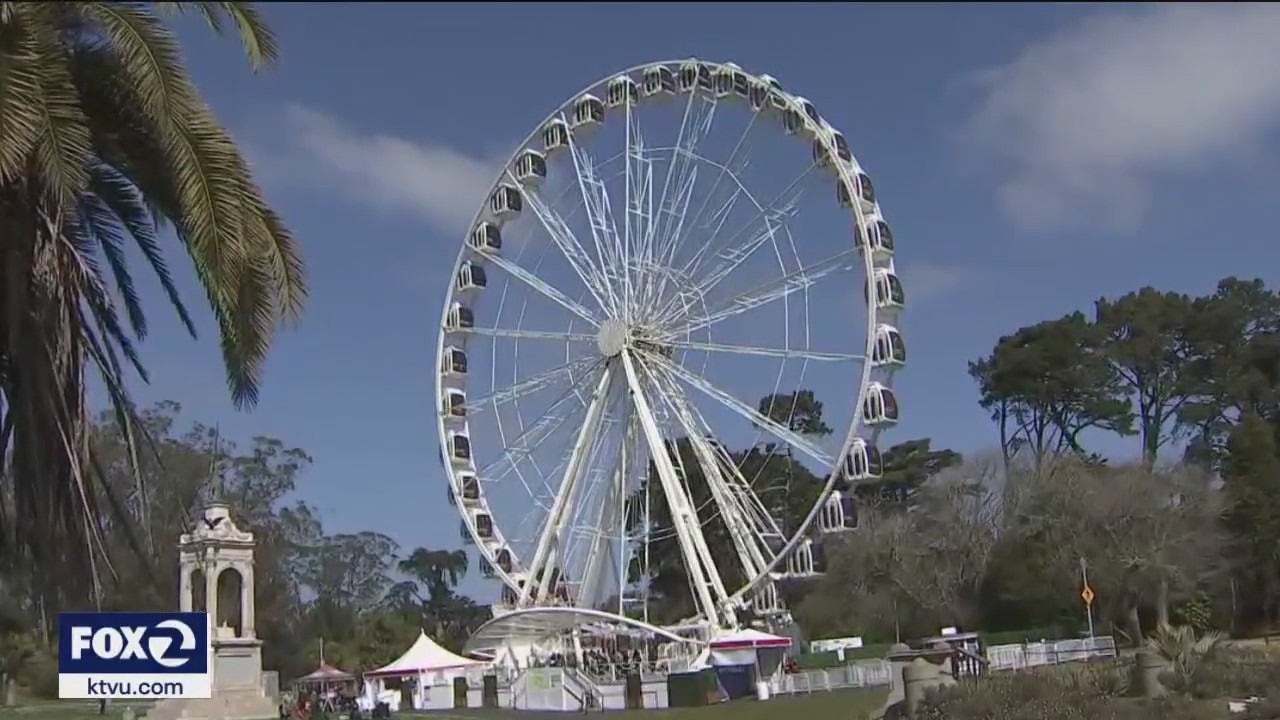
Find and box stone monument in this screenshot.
[146,502,276,720]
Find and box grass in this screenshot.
[0,701,150,720]
[0,688,890,720]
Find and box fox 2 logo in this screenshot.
[59,613,209,675]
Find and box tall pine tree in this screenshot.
[1221,412,1280,628]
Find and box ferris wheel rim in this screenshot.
[434,58,900,626]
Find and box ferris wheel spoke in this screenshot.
[642,363,771,582]
[654,165,818,327]
[465,357,600,416]
[648,353,834,468]
[649,361,784,541]
[520,365,618,605]
[648,114,759,313]
[684,113,757,241]
[670,248,858,336]
[470,326,597,344]
[515,170,620,316]
[653,102,715,261]
[478,368,600,481]
[668,339,861,362]
[639,95,715,311]
[485,252,600,327]
[562,119,627,314]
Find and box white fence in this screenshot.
[986,635,1118,671]
[768,635,1119,697]
[768,660,894,695]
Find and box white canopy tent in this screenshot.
[367,630,486,678]
[361,630,489,711]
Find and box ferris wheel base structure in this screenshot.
[435,58,906,646]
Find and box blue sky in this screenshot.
[124,3,1280,600]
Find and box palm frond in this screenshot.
[22,5,93,208]
[0,13,44,184]
[88,163,197,337]
[154,1,279,71]
[0,0,302,598]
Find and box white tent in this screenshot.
[362,630,489,711]
[366,630,486,678]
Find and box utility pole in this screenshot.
[1080,557,1096,639]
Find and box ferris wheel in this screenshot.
[434,59,904,634]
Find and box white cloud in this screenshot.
[253,104,499,233]
[960,4,1280,232]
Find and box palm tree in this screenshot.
[0,2,307,595]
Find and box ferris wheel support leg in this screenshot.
[649,365,766,589]
[682,415,769,584]
[620,350,737,630]
[520,365,616,606]
[578,409,633,609]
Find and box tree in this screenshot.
[0,1,308,590]
[969,312,1134,471]
[297,531,399,645]
[1094,288,1198,466]
[997,459,1220,642]
[756,390,833,436]
[385,548,487,652]
[87,402,319,676]
[1219,412,1280,630]
[797,454,1002,640]
[854,438,961,505]
[1180,278,1280,463]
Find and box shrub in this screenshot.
[1178,647,1280,700]
[917,670,1125,720]
[916,664,1241,720]
[1146,624,1224,691]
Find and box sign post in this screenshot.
[1080,557,1096,639]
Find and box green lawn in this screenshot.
[0,688,889,720]
[0,701,152,720]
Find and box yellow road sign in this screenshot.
[1081,586,1095,606]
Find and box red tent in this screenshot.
[298,662,355,686]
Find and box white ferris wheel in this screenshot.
[435,59,904,636]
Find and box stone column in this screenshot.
[179,568,192,612]
[240,564,256,638]
[205,563,220,631]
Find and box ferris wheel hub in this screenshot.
[597,318,629,358]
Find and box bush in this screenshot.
[19,648,60,699]
[916,665,1239,720]
[917,670,1125,720]
[1178,647,1280,700]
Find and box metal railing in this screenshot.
[769,660,894,695]
[768,636,1119,696]
[986,636,1118,671]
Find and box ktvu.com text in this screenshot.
[58,612,212,700]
